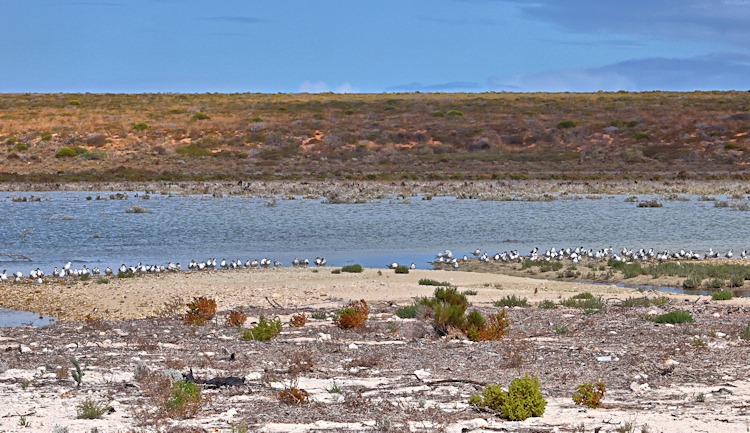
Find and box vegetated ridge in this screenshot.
[1,91,749,182]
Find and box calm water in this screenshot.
[1,191,749,325]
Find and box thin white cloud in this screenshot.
[299,81,360,93]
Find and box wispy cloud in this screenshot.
[65,2,123,6]
[488,53,750,92]
[299,81,360,93]
[386,81,482,92]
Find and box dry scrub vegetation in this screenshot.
[1,92,749,182]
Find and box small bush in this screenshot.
[132,122,149,131]
[469,375,547,421]
[335,299,369,329]
[16,142,28,151]
[55,146,86,158]
[557,119,579,129]
[225,310,247,327]
[619,296,667,308]
[740,322,750,340]
[711,289,734,301]
[494,295,528,308]
[418,278,451,286]
[340,264,363,273]
[68,99,81,106]
[537,299,558,309]
[176,143,213,157]
[311,311,327,320]
[41,133,53,141]
[649,310,693,324]
[446,109,464,117]
[561,292,605,313]
[572,381,606,409]
[395,304,419,319]
[467,311,510,342]
[242,315,282,341]
[184,296,217,325]
[278,386,310,405]
[394,265,410,274]
[462,289,478,296]
[331,268,341,274]
[682,276,702,289]
[165,380,203,419]
[76,397,110,419]
[704,278,724,289]
[192,112,211,120]
[289,313,307,327]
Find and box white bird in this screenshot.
[0,270,7,281]
[388,262,399,269]
[410,262,416,270]
[292,258,300,267]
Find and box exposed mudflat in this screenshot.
[1,268,750,432]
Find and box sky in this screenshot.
[1,0,749,93]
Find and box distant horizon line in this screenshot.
[1,89,749,95]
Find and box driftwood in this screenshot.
[0,252,32,262]
[183,369,245,389]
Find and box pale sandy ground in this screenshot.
[0,267,708,321]
[2,268,750,432]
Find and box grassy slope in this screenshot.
[1,91,749,182]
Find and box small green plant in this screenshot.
[704,278,724,289]
[695,392,706,402]
[619,296,667,308]
[690,337,707,348]
[330,268,341,274]
[711,289,733,301]
[132,122,149,131]
[648,310,693,324]
[446,109,464,117]
[18,413,30,428]
[95,278,109,284]
[327,380,341,394]
[55,146,87,158]
[394,265,410,274]
[462,289,478,296]
[469,375,547,421]
[191,112,211,120]
[418,278,451,286]
[572,381,606,409]
[165,380,203,419]
[242,315,282,341]
[340,264,363,273]
[494,295,529,308]
[557,119,579,129]
[537,299,558,309]
[553,325,568,334]
[395,304,419,319]
[68,99,81,106]
[41,133,53,141]
[16,142,28,151]
[682,276,702,289]
[561,292,605,313]
[70,358,85,388]
[176,143,213,157]
[76,397,110,419]
[740,321,750,340]
[311,311,327,320]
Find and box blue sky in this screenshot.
[1,0,749,93]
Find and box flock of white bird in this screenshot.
[0,256,330,284]
[433,246,749,269]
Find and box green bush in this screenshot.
[68,99,81,106]
[132,122,149,131]
[330,268,341,274]
[191,112,211,120]
[704,278,724,289]
[40,133,53,141]
[15,142,28,151]
[619,296,667,308]
[55,146,87,158]
[76,397,109,419]
[340,264,363,273]
[682,276,702,289]
[395,304,419,319]
[418,278,451,286]
[711,289,733,301]
[469,375,546,421]
[165,380,203,419]
[394,265,409,274]
[494,295,528,308]
[557,119,579,129]
[572,381,606,409]
[537,299,558,309]
[740,322,750,340]
[446,109,464,117]
[561,292,604,314]
[242,315,282,341]
[649,310,693,324]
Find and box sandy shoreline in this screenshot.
[1,267,744,321]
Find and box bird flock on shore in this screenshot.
[1,245,749,285]
[0,256,329,285]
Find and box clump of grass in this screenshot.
[469,374,547,421]
[572,381,606,409]
[494,295,529,308]
[191,112,211,120]
[76,397,110,419]
[561,292,605,314]
[165,380,203,419]
[176,143,213,157]
[242,315,282,341]
[335,299,369,329]
[311,311,327,320]
[711,289,733,301]
[557,119,579,129]
[682,276,702,289]
[648,310,693,324]
[340,264,363,273]
[55,146,87,158]
[704,278,724,289]
[465,310,510,342]
[462,289,478,296]
[619,296,667,308]
[537,299,558,309]
[184,296,217,325]
[521,260,563,272]
[739,322,750,340]
[395,304,419,319]
[446,109,464,117]
[132,122,149,131]
[418,278,451,286]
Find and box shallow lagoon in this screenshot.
[1,191,749,325]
